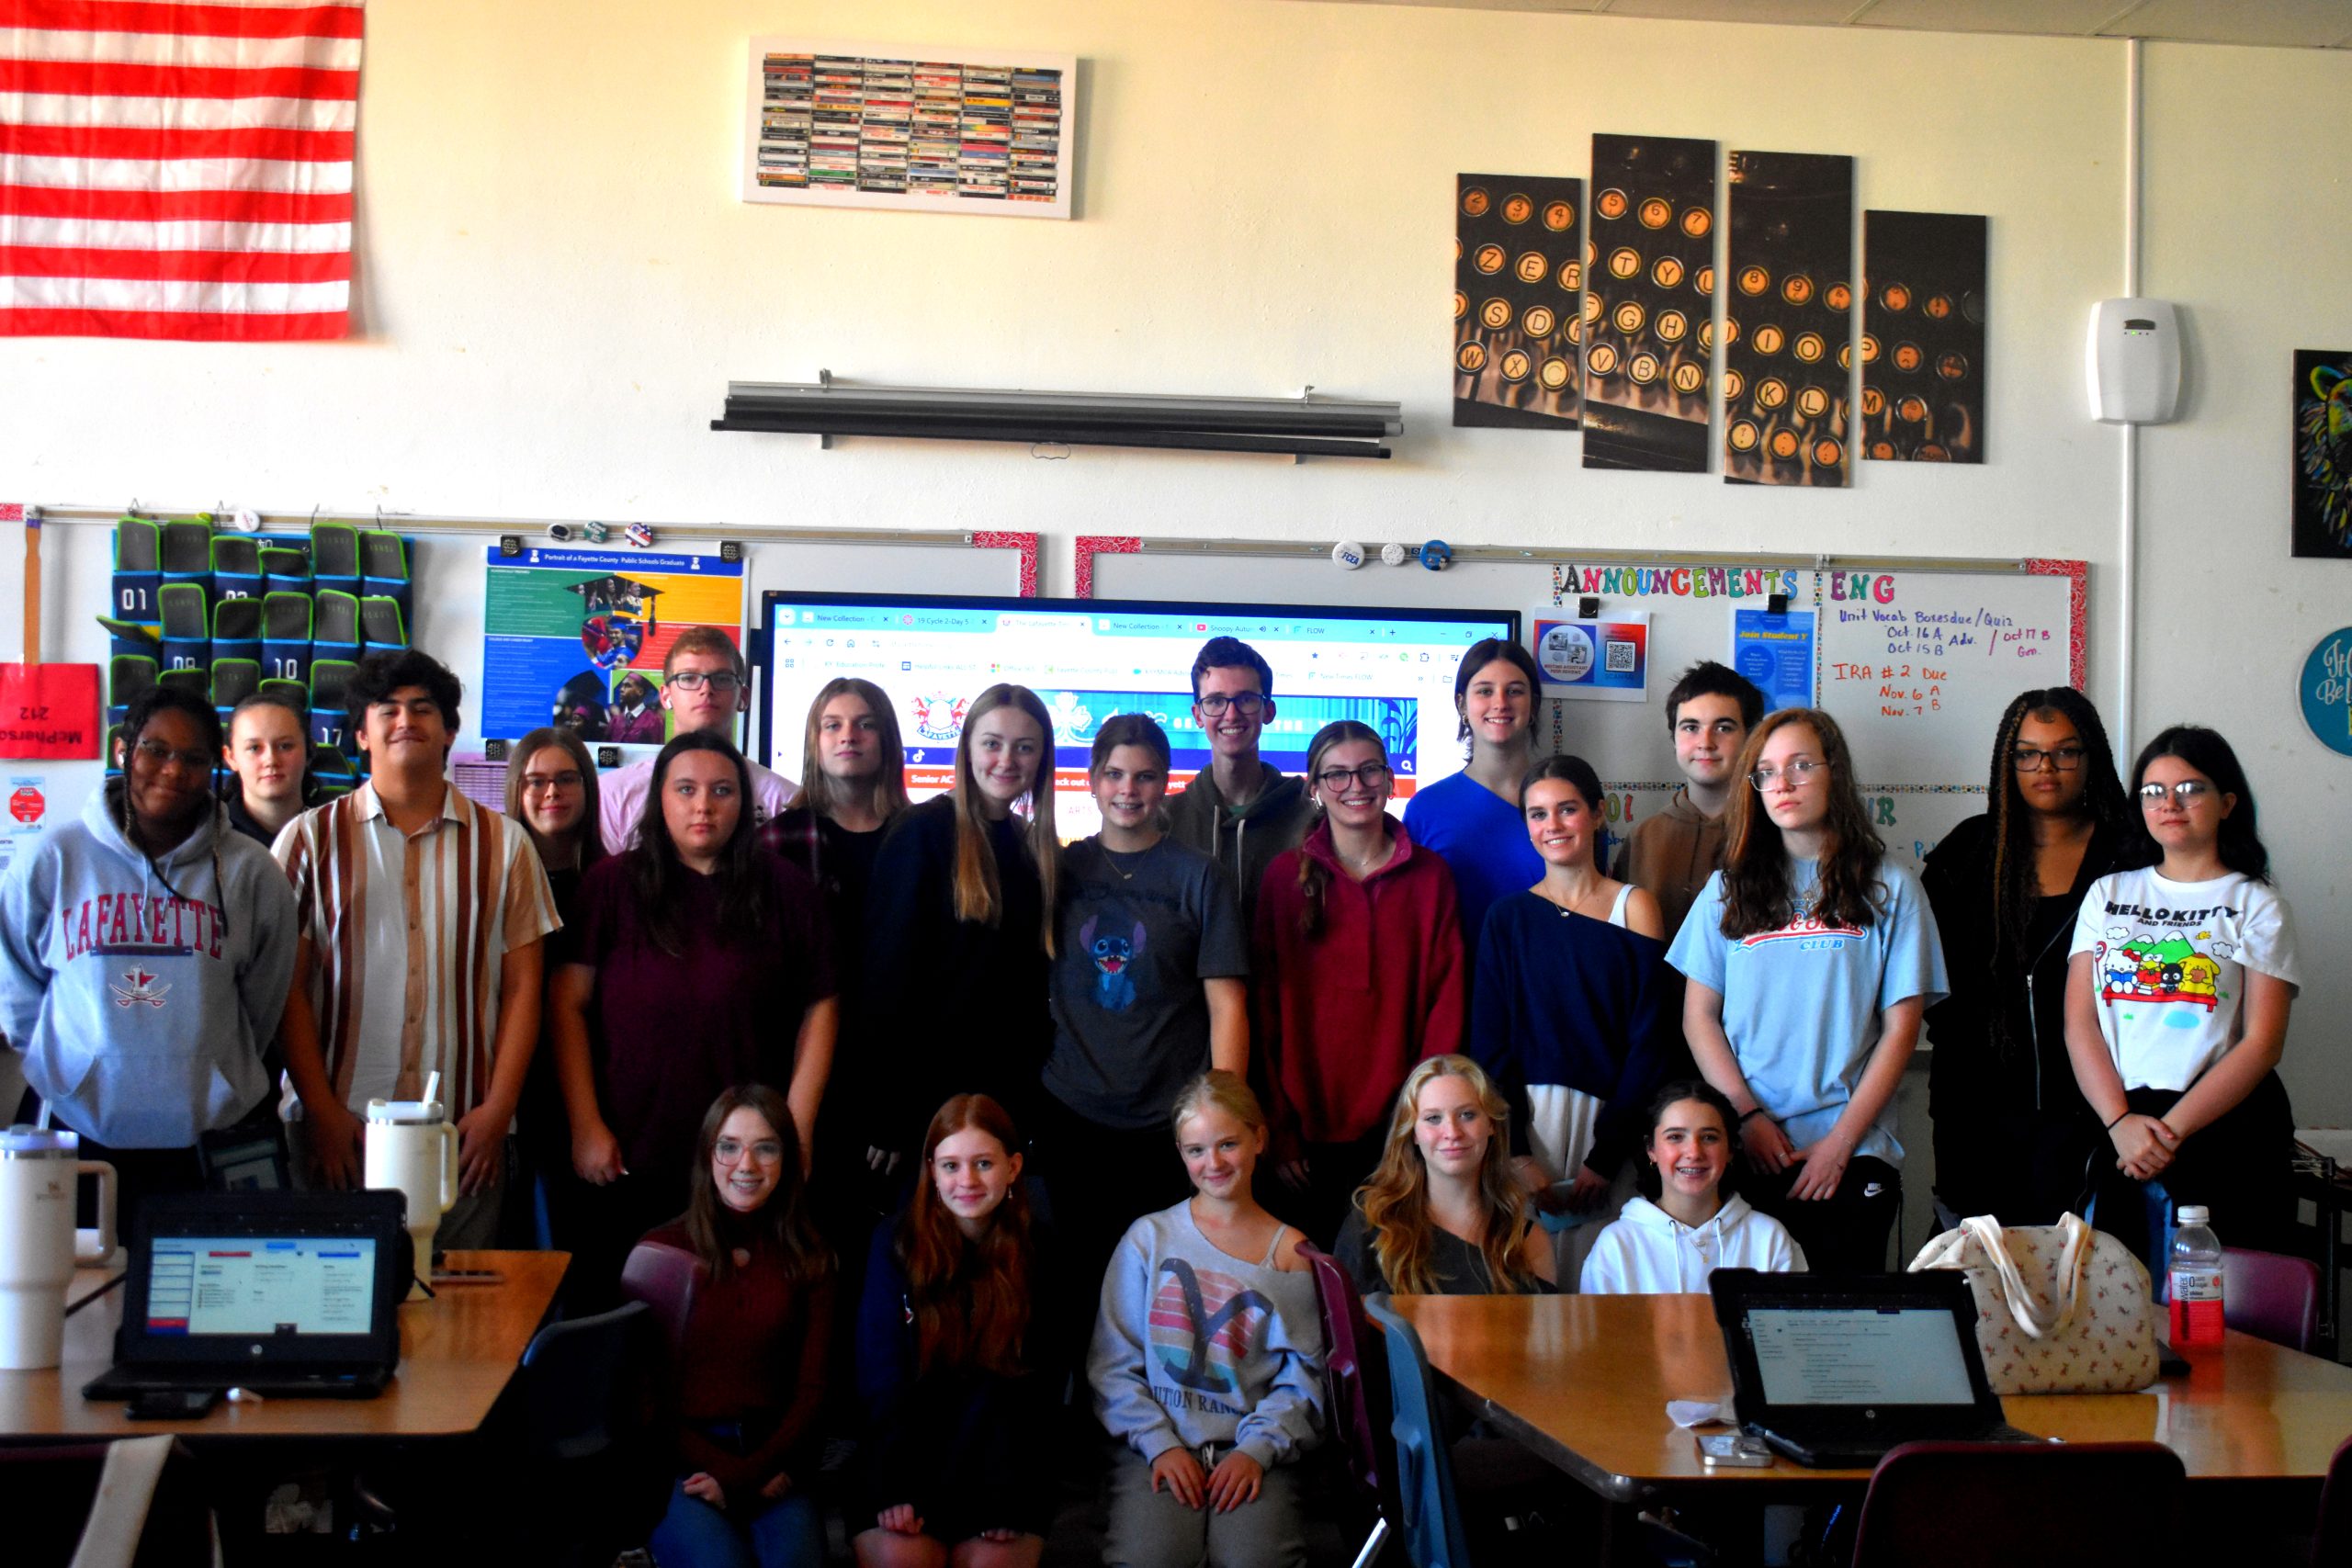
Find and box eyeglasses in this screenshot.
[2012,745,2087,773]
[2138,780,2217,807]
[667,671,743,694]
[521,772,583,793]
[1196,693,1268,717]
[132,738,214,773]
[714,1137,786,1165]
[1747,759,1826,791]
[1315,762,1393,792]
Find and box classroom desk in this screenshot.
[0,1250,566,1442]
[1393,1291,2352,1506]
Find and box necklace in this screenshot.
[1336,837,1392,878]
[1101,841,1152,880]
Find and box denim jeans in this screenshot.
[648,1478,824,1568]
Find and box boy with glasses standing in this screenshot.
[598,627,799,852]
[1167,637,1315,930]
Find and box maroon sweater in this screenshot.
[641,1223,834,1502]
[1251,822,1464,1154]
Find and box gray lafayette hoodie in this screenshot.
[0,783,298,1147]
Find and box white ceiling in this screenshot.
[1283,0,2352,50]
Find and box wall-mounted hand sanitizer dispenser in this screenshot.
[2087,298,2182,423]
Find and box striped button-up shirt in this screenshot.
[273,781,560,1116]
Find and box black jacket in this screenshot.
[1919,814,2129,1124]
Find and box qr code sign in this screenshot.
[1604,639,1637,672]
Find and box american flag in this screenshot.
[0,0,362,341]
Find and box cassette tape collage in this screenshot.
[755,51,1066,209]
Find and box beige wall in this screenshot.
[3,4,2345,1154]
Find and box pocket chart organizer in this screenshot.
[102,515,413,795]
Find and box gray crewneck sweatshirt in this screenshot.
[1088,1201,1326,1469]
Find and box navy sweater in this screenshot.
[1467,890,1674,1177]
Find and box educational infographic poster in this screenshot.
[1731,607,1815,715]
[479,546,745,746]
[2292,351,2352,558]
[1860,211,1986,463]
[742,42,1077,219]
[1581,133,1717,473]
[1724,151,1854,487]
[1454,174,1584,429]
[1531,611,1649,700]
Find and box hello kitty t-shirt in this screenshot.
[2068,867,2301,1093]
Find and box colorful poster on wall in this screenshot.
[1724,151,1853,487]
[1581,133,1716,473]
[2302,627,2352,756]
[479,546,745,747]
[742,41,1077,220]
[1,771,52,881]
[2293,350,2352,559]
[0,663,99,758]
[1861,211,1986,463]
[1731,606,1815,715]
[1531,611,1649,700]
[1454,174,1584,429]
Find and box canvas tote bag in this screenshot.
[1907,1212,2160,1394]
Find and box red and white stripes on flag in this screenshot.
[1,0,362,341]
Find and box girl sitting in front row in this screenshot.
[1333,1055,1556,1297]
[855,1094,1055,1568]
[1090,1072,1324,1568]
[1580,1080,1806,1293]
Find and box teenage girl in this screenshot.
[1668,708,1947,1274]
[219,690,319,846]
[1470,753,1671,1287]
[1090,1072,1322,1568]
[2064,725,2301,1268]
[1039,714,1249,1340]
[1332,1055,1555,1296]
[864,684,1059,1176]
[1402,637,1547,956]
[551,731,837,1299]
[503,725,605,1252]
[1920,689,2133,1225]
[1579,1079,1805,1293]
[1253,720,1464,1247]
[855,1094,1055,1568]
[629,1086,833,1568]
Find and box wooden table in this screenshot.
[0,1250,567,1441]
[1394,1292,2352,1504]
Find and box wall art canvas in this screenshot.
[1724,151,1854,487]
[2293,349,2352,558]
[1581,133,1717,473]
[1860,210,1985,462]
[1454,174,1585,429]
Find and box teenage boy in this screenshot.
[1165,636,1316,930]
[597,626,798,852]
[274,649,560,1248]
[1611,661,1767,941]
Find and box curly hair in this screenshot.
[1718,709,1887,939]
[1351,1055,1541,1295]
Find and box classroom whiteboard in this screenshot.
[1078,538,2086,874]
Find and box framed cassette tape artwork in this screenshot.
[1861,211,1986,462]
[1453,175,1585,430]
[1581,134,1718,473]
[1724,151,1855,487]
[742,40,1078,219]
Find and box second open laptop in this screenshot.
[82,1190,407,1402]
[1709,1267,2045,1468]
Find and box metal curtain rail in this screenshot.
[14,504,992,550]
[1105,535,2032,574]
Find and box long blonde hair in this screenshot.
[1352,1055,1539,1295]
[950,683,1058,956]
[797,677,910,824]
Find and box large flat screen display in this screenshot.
[757,593,1519,837]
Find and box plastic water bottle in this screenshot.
[2167,1205,2225,1347]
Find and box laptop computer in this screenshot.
[83,1190,408,1403]
[1709,1268,2045,1468]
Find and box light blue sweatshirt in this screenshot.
[0,784,298,1147]
[1088,1201,1326,1470]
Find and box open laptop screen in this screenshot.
[1747,1306,1977,1406]
[144,1236,382,1337]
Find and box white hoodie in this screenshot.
[1578,1194,1806,1294]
